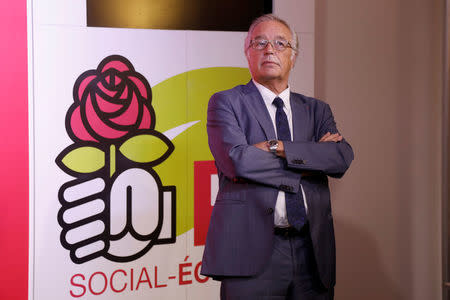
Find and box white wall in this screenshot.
[316,0,442,299]
[274,0,315,96]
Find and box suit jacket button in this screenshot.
[267,208,274,215]
[287,186,293,192]
[293,159,305,164]
[280,185,292,192]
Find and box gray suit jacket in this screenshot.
[200,81,354,289]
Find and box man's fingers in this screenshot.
[253,141,269,151]
[321,133,336,142]
[328,134,342,142]
[320,133,343,142]
[328,133,341,141]
[319,132,331,142]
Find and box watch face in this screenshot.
[268,140,278,152]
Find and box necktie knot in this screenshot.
[273,97,284,109]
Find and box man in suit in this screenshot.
[201,14,354,299]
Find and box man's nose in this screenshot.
[264,42,275,54]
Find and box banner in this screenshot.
[31,22,249,298]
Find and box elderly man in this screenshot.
[201,14,353,299]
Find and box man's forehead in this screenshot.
[250,21,292,39]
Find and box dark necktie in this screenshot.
[272,97,307,230]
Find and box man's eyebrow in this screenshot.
[252,35,267,40]
[252,34,289,41]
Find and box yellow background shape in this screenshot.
[151,67,250,236]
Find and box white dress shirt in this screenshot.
[252,80,308,227]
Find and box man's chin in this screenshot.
[258,72,281,81]
[258,65,281,73]
[260,62,280,69]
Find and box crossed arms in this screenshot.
[207,92,354,193]
[253,132,343,157]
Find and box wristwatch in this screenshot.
[267,140,279,153]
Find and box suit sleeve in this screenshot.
[283,103,354,178]
[207,92,302,193]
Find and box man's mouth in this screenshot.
[261,61,279,66]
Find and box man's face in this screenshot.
[246,20,296,84]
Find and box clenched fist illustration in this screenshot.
[56,55,176,264]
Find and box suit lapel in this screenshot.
[290,92,309,142]
[243,81,277,140]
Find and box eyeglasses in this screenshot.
[249,39,294,52]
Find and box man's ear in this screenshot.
[290,52,298,69]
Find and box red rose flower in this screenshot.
[67,55,154,142]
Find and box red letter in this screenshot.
[194,262,209,283]
[110,269,127,293]
[154,266,167,288]
[194,161,217,246]
[130,268,134,291]
[136,267,153,290]
[70,274,86,298]
[88,272,108,296]
[179,256,193,285]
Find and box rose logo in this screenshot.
[68,55,155,143]
[56,55,176,264]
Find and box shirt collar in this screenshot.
[252,79,291,110]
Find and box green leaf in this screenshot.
[61,146,105,173]
[120,134,170,163]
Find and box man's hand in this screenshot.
[253,141,269,151]
[319,132,343,143]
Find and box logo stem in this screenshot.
[110,144,116,177]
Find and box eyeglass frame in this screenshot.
[248,38,296,52]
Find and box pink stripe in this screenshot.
[139,107,151,129]
[101,60,129,72]
[98,80,117,97]
[70,106,97,142]
[86,94,127,139]
[110,93,139,126]
[96,94,123,113]
[77,75,96,102]
[119,85,128,99]
[129,76,148,99]
[0,1,28,299]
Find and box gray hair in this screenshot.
[244,14,299,57]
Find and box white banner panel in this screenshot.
[31,26,250,299]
